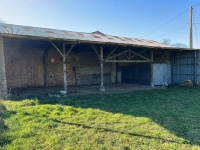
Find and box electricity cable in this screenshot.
[155,24,189,39]
[142,8,189,38]
[193,13,199,48]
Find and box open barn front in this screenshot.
[0,36,190,97]
[1,37,156,96]
[0,23,198,98]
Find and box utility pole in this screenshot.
[190,6,193,48]
[190,5,197,85]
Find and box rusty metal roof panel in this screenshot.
[0,23,191,49]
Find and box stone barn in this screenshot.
[0,23,198,98]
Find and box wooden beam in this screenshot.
[124,53,129,60]
[63,43,67,93]
[91,45,100,59]
[99,46,105,91]
[130,49,147,59]
[130,50,150,61]
[64,44,76,63]
[105,60,152,63]
[104,46,118,61]
[50,41,63,57]
[107,50,129,60]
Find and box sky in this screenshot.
[0,0,200,48]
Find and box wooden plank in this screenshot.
[50,41,63,57]
[104,47,118,61]
[0,37,7,98]
[91,45,100,59]
[105,60,152,63]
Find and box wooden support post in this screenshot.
[0,37,7,98]
[44,49,49,87]
[151,51,154,87]
[64,44,75,63]
[99,46,105,91]
[50,42,63,57]
[104,47,118,61]
[91,45,100,58]
[63,43,67,93]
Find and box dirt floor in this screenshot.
[11,84,166,97]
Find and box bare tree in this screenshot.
[171,43,189,48]
[161,38,171,45]
[161,38,188,48]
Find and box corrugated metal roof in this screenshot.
[0,23,197,50]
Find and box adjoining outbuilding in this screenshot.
[0,23,199,98]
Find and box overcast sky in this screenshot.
[0,0,200,48]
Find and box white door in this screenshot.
[153,64,171,85]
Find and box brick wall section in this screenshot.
[5,46,44,88]
[4,40,114,88]
[4,46,81,88]
[47,50,80,86]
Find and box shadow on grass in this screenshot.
[0,102,11,147]
[51,118,189,144]
[6,86,200,145]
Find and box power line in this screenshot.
[193,13,199,48]
[142,8,189,38]
[192,4,200,7]
[155,24,189,39]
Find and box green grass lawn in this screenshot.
[1,87,200,149]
